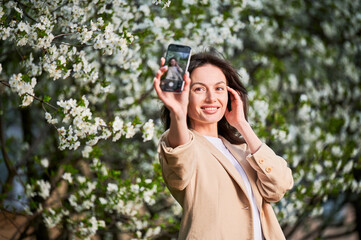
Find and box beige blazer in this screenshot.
[158,129,294,240]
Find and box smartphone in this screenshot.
[160,44,192,92]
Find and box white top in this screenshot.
[205,136,264,240]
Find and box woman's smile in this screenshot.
[201,105,221,114]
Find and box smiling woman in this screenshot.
[153,52,294,240]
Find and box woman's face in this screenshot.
[188,64,228,130]
[170,58,176,66]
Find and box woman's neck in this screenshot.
[190,123,218,137]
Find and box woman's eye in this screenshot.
[194,87,205,92]
[216,87,225,91]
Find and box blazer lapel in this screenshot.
[223,139,264,210]
[191,130,251,203]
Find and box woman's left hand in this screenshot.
[225,86,262,153]
[224,86,247,130]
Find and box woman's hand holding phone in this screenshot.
[154,57,191,147]
[154,57,191,118]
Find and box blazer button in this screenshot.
[265,167,271,173]
[259,159,264,164]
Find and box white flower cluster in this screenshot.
[8,73,36,107]
[45,112,58,124]
[1,5,55,49]
[43,208,69,228]
[142,119,155,142]
[143,184,157,205]
[22,53,42,77]
[152,0,171,8]
[69,193,97,212]
[56,96,103,150]
[54,96,154,155]
[271,128,290,144]
[171,201,182,216]
[25,180,51,199]
[249,99,269,126]
[137,226,161,239]
[90,158,108,176]
[0,6,4,19]
[62,162,165,239]
[42,44,77,81]
[78,216,105,238]
[112,116,125,141]
[62,172,73,183]
[92,22,131,55]
[105,183,139,217]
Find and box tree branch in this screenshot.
[53,32,74,39]
[322,225,357,239]
[0,80,58,111]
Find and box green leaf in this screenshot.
[43,95,51,103]
[132,116,142,125]
[78,98,85,107]
[21,74,31,83]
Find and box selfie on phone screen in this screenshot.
[160,44,191,92]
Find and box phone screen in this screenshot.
[160,44,191,92]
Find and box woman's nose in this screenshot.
[205,90,216,102]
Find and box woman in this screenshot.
[153,52,293,240]
[165,57,184,81]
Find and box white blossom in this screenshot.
[77,176,86,184]
[45,112,58,124]
[107,183,118,193]
[343,161,353,174]
[40,158,49,168]
[113,116,124,132]
[25,184,36,197]
[0,6,4,19]
[9,73,37,107]
[238,68,250,85]
[99,197,108,205]
[62,172,73,184]
[142,119,154,141]
[98,220,106,228]
[69,194,77,208]
[37,180,51,199]
[21,95,34,107]
[17,21,30,33]
[125,122,136,138]
[82,145,93,158]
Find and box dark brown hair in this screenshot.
[161,52,248,144]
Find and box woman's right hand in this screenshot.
[153,57,191,120]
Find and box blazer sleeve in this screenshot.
[157,130,196,191]
[246,143,294,203]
